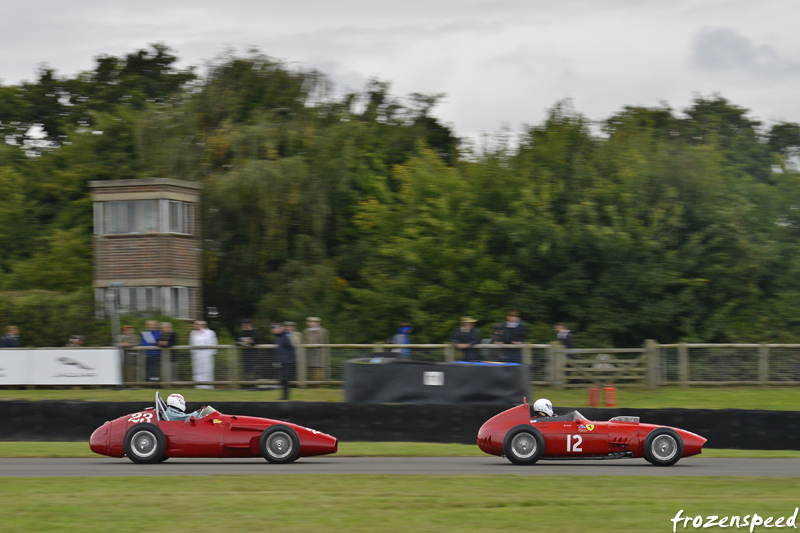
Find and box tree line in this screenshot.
[2,44,800,347]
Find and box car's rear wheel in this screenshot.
[123,423,166,464]
[503,425,545,465]
[644,428,684,466]
[260,425,300,464]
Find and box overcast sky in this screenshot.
[3,0,800,141]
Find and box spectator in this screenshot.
[66,335,84,347]
[500,311,527,363]
[554,322,575,349]
[391,322,413,359]
[489,323,506,361]
[283,321,300,349]
[157,322,178,349]
[451,316,481,362]
[157,322,179,381]
[554,322,577,363]
[115,325,139,384]
[140,320,162,383]
[189,320,218,389]
[272,322,295,400]
[303,317,329,383]
[1,325,20,347]
[236,319,262,380]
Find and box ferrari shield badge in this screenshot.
[212,419,222,424]
[586,424,595,431]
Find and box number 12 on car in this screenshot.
[566,434,583,452]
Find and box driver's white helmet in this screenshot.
[167,393,186,412]
[533,398,553,417]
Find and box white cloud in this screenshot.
[692,27,800,80]
[3,0,800,138]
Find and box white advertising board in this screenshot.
[0,349,121,385]
[0,350,31,385]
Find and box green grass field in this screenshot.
[1,475,798,532]
[3,385,800,410]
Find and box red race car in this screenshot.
[90,392,338,464]
[478,398,706,466]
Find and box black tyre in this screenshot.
[502,424,545,465]
[644,428,684,466]
[260,425,301,464]
[123,423,166,464]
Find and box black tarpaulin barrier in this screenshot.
[344,356,530,404]
[2,400,800,447]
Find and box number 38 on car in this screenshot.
[477,398,706,466]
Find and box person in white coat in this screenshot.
[189,320,218,389]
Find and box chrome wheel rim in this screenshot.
[651,434,678,461]
[510,432,537,459]
[267,431,292,459]
[131,430,157,459]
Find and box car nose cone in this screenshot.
[90,422,110,455]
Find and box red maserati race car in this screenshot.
[90,392,338,464]
[477,398,706,466]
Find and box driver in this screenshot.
[164,393,202,421]
[532,398,554,418]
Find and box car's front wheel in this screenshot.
[644,428,684,466]
[260,425,300,464]
[503,425,545,465]
[123,423,166,464]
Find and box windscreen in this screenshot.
[197,405,216,418]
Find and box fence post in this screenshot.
[137,349,146,386]
[324,345,331,382]
[550,341,564,388]
[297,343,308,389]
[542,343,552,387]
[759,344,769,385]
[645,340,659,389]
[678,342,688,388]
[373,343,385,354]
[160,348,172,387]
[445,344,456,363]
[228,345,239,390]
[522,344,532,366]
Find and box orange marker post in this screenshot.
[603,386,617,407]
[587,387,599,407]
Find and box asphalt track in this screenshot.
[2,457,800,477]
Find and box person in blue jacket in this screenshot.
[391,322,413,359]
[140,320,162,383]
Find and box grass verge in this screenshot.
[1,475,798,532]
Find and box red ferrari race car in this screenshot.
[90,392,338,464]
[477,398,706,466]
